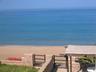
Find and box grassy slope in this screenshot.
[0,64,38,72]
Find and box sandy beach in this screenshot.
[0,45,81,72]
[0,45,65,59]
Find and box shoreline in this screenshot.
[0,44,65,46]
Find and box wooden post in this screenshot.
[66,55,69,72]
[32,54,35,66]
[52,55,55,68]
[0,61,1,64]
[44,55,46,63]
[70,56,72,72]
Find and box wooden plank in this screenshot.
[55,59,66,62]
[35,58,45,60]
[34,54,45,56]
[55,55,65,57]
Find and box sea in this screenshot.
[0,9,96,46]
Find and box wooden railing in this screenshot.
[54,55,66,68]
[33,54,46,66]
[38,55,69,72]
[53,55,69,71]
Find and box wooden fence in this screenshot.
[53,55,69,72]
[53,55,68,68]
[33,54,46,66]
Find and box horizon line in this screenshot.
[1,7,96,11]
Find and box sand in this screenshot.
[0,45,65,59]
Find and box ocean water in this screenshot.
[0,9,96,45]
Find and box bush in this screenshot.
[79,56,96,64]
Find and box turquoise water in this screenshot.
[0,9,96,45]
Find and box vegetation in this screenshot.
[78,56,96,64]
[76,56,96,72]
[0,64,38,72]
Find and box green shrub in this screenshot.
[78,56,96,64]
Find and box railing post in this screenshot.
[32,54,35,66]
[0,61,1,64]
[52,55,55,68]
[65,55,69,72]
[44,55,46,63]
